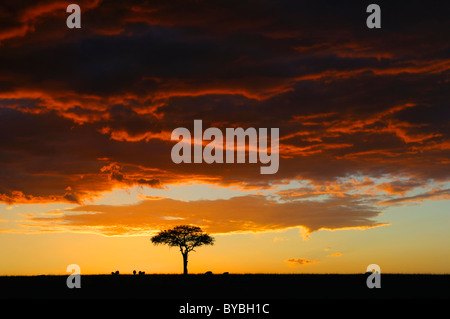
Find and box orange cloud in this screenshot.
[22,194,387,236]
[102,128,173,143]
[0,0,102,42]
[376,180,422,195]
[286,258,317,266]
[293,59,450,83]
[0,24,31,42]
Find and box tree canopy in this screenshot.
[151,225,214,274]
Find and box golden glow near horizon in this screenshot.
[1,182,449,275]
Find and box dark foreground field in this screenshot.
[0,274,448,299]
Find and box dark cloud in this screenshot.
[378,188,450,205]
[0,0,449,206]
[0,108,165,203]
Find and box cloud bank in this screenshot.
[1,1,449,236]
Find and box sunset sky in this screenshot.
[0,0,449,275]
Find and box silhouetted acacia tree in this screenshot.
[150,225,214,275]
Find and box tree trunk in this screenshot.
[182,252,188,275]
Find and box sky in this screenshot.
[0,0,449,275]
